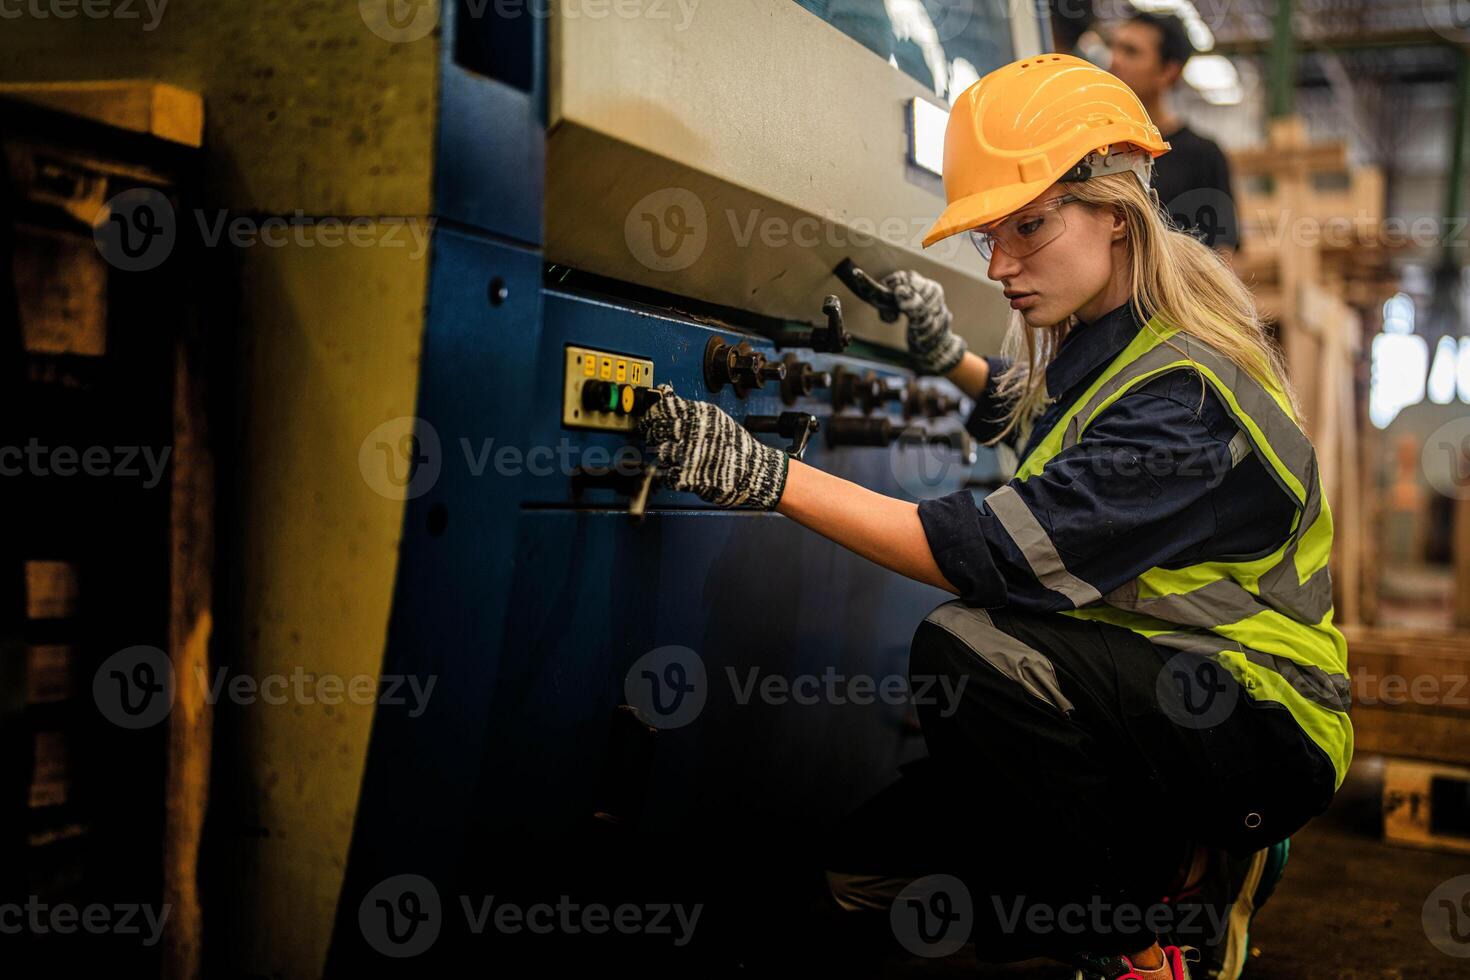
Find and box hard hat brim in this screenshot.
[920,179,1054,249]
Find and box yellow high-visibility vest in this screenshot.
[1004,316,1353,788]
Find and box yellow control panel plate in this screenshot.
[563,345,655,432]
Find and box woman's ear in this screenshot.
[1110,205,1128,243]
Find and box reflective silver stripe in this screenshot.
[1227,429,1252,467]
[1107,566,1334,637]
[1103,577,1264,628]
[924,601,1075,714]
[985,484,1102,608]
[825,871,912,913]
[1151,630,1352,713]
[1058,332,1331,624]
[1256,463,1333,624]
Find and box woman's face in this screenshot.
[981,185,1124,327]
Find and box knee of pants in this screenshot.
[910,604,1078,723]
[824,870,915,913]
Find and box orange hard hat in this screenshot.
[921,53,1170,248]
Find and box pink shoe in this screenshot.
[1072,944,1197,979]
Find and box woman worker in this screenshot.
[632,54,1351,980]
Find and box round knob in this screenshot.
[623,385,662,416]
[730,352,764,387]
[581,380,619,413]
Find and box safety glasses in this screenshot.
[969,194,1082,261]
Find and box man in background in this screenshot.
[1108,10,1240,262]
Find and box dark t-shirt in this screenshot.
[1153,125,1240,252]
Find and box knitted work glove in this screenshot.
[635,384,789,509]
[883,269,967,375]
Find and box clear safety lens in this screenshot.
[968,196,1077,261]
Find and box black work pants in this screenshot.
[823,600,1337,963]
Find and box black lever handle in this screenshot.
[834,258,900,323]
[570,461,660,521]
[811,294,853,352]
[771,294,853,353]
[744,412,821,460]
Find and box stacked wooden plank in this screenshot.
[1345,625,1470,766]
[1344,625,1470,853]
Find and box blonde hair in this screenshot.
[985,170,1299,448]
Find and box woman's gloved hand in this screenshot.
[634,384,789,509]
[882,269,967,375]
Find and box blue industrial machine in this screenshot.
[327,1,1048,971]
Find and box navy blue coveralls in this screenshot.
[822,302,1338,962]
[915,301,1296,611]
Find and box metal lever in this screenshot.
[811,295,853,352]
[834,258,900,323]
[744,412,821,460]
[771,294,853,353]
[570,462,660,522]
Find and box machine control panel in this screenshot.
[562,345,657,431]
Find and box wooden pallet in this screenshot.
[1344,625,1470,768]
[1382,758,1470,856]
